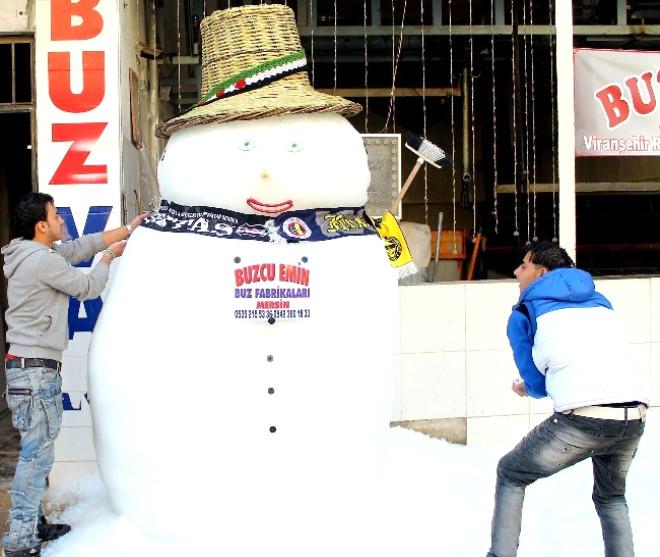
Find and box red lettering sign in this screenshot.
[48,1,108,187]
[625,71,656,115]
[51,0,103,41]
[50,123,108,184]
[595,70,660,129]
[48,51,105,113]
[595,85,630,129]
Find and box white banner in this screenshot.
[575,48,660,156]
[35,0,122,452]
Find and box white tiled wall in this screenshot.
[464,281,514,351]
[466,349,527,417]
[399,283,466,352]
[397,351,466,420]
[396,276,660,445]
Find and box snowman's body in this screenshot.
[88,114,398,550]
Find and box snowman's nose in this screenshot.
[260,169,270,179]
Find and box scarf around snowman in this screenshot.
[142,200,416,276]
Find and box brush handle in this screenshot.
[389,157,423,214]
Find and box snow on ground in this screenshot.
[43,414,659,557]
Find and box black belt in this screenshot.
[5,358,62,372]
[598,401,645,409]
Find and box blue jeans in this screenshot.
[3,364,62,552]
[488,412,645,557]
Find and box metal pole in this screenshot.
[555,1,576,262]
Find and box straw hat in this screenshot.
[155,4,362,138]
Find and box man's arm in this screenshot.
[41,251,111,301]
[506,310,547,398]
[55,212,148,265]
[54,232,105,265]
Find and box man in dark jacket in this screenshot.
[1,192,145,557]
[487,241,649,557]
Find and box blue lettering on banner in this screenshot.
[58,206,112,338]
[62,392,90,411]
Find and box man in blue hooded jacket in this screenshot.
[487,241,649,557]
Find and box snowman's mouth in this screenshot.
[246,198,294,215]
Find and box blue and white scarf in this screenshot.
[142,200,377,243]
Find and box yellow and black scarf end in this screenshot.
[367,211,418,279]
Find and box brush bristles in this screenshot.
[405,132,450,168]
[405,131,425,152]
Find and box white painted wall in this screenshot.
[395,277,659,445]
[0,0,32,32]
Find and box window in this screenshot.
[0,39,33,106]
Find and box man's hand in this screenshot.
[512,379,528,397]
[104,212,150,246]
[101,240,127,264]
[130,211,149,231]
[108,240,127,257]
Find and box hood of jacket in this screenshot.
[2,238,49,279]
[519,267,596,305]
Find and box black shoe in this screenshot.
[2,546,41,557]
[37,515,71,542]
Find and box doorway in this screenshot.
[0,36,35,412]
[0,111,34,411]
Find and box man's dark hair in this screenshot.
[527,240,575,270]
[14,192,54,240]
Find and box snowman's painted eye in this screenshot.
[287,141,303,153]
[239,139,256,151]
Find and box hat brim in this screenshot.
[155,77,362,139]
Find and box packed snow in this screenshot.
[42,414,659,557]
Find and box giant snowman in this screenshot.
[89,5,399,554]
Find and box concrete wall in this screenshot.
[0,0,33,33]
[392,277,659,445]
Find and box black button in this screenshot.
[268,387,275,395]
[266,355,274,362]
[269,426,277,433]
[233,256,241,263]
[301,256,308,263]
[267,316,275,325]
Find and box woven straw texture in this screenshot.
[156,4,361,138]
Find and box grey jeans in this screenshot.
[488,411,645,557]
[3,363,62,552]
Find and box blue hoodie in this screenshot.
[506,268,612,398]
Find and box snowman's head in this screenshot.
[157,113,371,214]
